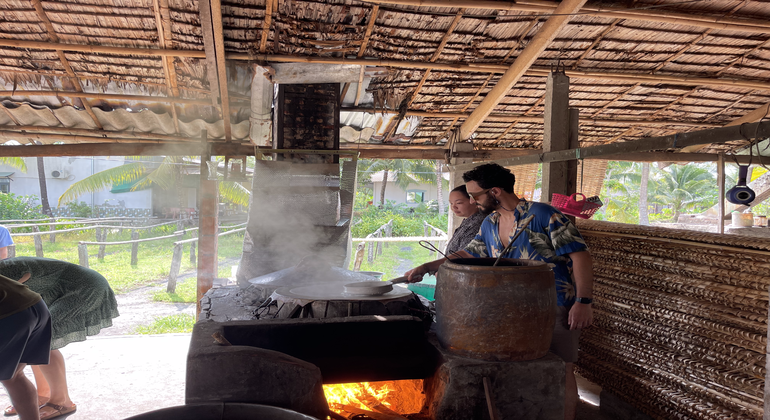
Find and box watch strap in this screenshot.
[575,297,593,304]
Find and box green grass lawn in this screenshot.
[349,240,441,280]
[132,314,196,334]
[12,227,245,294]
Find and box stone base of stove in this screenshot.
[424,335,565,420]
[187,315,565,420]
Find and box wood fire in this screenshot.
[323,379,425,419]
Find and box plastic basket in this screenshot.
[551,193,601,219]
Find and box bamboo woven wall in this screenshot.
[575,220,768,420]
[511,163,538,200]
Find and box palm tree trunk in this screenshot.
[435,161,445,215]
[380,169,388,207]
[639,162,649,225]
[36,157,52,216]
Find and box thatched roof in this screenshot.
[0,0,769,157]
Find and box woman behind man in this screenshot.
[1,257,119,420]
[444,185,487,257]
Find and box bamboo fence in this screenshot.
[575,219,770,420]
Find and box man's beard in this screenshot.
[476,196,497,215]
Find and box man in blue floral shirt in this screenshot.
[406,163,594,420]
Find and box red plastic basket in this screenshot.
[551,193,601,219]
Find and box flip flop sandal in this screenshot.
[4,399,48,416]
[39,403,77,420]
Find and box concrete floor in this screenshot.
[2,333,612,420]
[1,334,190,420]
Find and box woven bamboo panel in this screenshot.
[576,221,769,420]
[509,163,538,201]
[577,160,608,198]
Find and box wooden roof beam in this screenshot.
[407,8,464,108]
[452,120,770,171]
[3,39,770,92]
[342,107,721,128]
[152,0,180,134]
[341,5,379,105]
[364,0,770,34]
[0,90,249,106]
[30,0,103,130]
[0,141,758,164]
[460,0,588,140]
[199,0,231,141]
[257,0,273,54]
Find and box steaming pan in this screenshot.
[344,276,409,296]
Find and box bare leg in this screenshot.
[565,362,577,420]
[1,364,40,420]
[36,350,73,415]
[31,365,50,400]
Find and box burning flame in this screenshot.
[323,379,425,417]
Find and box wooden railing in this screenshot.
[8,220,186,258]
[166,224,247,293]
[423,221,448,257]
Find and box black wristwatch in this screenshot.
[575,297,593,304]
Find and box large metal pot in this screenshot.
[435,258,556,361]
[123,403,318,420]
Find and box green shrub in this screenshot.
[65,201,93,218]
[351,204,449,238]
[0,193,44,220]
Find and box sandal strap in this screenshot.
[40,403,65,412]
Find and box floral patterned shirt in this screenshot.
[463,199,587,306]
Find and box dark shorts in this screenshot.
[0,300,52,380]
[549,305,580,363]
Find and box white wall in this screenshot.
[371,180,447,207]
[0,156,152,209]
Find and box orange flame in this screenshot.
[323,379,425,417]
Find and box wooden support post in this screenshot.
[353,242,365,271]
[718,153,726,234]
[98,227,106,260]
[367,234,374,263]
[566,107,580,195]
[48,218,56,243]
[197,130,219,316]
[8,244,15,258]
[78,243,89,268]
[190,241,196,264]
[167,243,183,293]
[32,226,44,257]
[541,71,571,203]
[131,230,139,265]
[765,286,770,420]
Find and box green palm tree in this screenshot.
[0,157,27,172]
[359,159,437,207]
[58,156,250,208]
[650,163,715,222]
[600,161,642,223]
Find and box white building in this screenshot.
[369,170,450,207]
[0,156,196,216]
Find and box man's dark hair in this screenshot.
[450,184,470,198]
[462,163,515,193]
